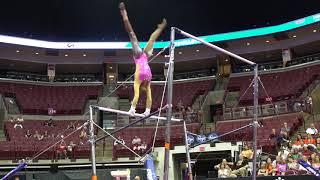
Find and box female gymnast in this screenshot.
[119,2,167,116]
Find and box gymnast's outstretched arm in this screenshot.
[119,2,142,58]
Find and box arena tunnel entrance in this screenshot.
[173,150,232,179]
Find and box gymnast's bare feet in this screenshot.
[157,18,167,29]
[119,2,128,20]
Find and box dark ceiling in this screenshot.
[0,0,319,42]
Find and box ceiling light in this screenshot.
[109,75,115,78]
[16,50,20,53]
[83,54,87,57]
[178,52,182,54]
[65,54,68,57]
[266,40,270,43]
[225,59,229,62]
[35,52,39,55]
[109,66,113,69]
[313,29,317,33]
[196,49,200,52]
[246,42,250,46]
[292,35,297,38]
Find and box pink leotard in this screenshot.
[134,53,152,81]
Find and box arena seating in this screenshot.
[112,123,200,159]
[0,82,102,115]
[1,120,89,160]
[117,80,214,111]
[227,65,320,105]
[215,113,303,153]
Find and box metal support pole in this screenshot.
[89,106,97,180]
[252,65,259,180]
[163,27,175,180]
[183,120,193,180]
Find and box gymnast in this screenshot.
[119,2,167,116]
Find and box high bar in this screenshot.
[174,28,256,66]
[91,105,182,122]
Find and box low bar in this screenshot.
[91,105,181,122]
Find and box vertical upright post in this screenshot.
[163,27,175,180]
[89,106,97,180]
[183,120,193,180]
[252,65,259,180]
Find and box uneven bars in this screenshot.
[174,28,256,66]
[91,105,181,122]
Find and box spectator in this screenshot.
[277,132,290,148]
[231,154,248,177]
[33,131,44,141]
[312,155,320,170]
[280,122,290,135]
[177,99,184,111]
[306,123,318,135]
[316,137,320,145]
[257,161,269,176]
[269,129,279,146]
[51,133,56,139]
[67,141,76,158]
[278,146,290,160]
[272,156,281,169]
[44,118,54,127]
[287,156,299,170]
[57,139,67,159]
[9,116,14,122]
[25,130,32,138]
[14,116,23,129]
[67,122,76,130]
[276,157,287,176]
[304,134,316,145]
[114,136,125,149]
[79,127,88,144]
[292,134,304,150]
[291,148,302,160]
[218,163,236,178]
[134,176,141,180]
[138,141,148,154]
[132,136,141,145]
[43,130,49,139]
[214,159,233,170]
[241,145,253,160]
[301,146,312,157]
[266,157,275,175]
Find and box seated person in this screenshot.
[306,123,318,135]
[57,139,67,159]
[218,164,236,178]
[138,141,148,154]
[241,145,253,160]
[278,146,290,160]
[33,130,44,141]
[114,136,125,149]
[312,155,320,170]
[280,122,290,135]
[79,127,88,144]
[291,148,302,160]
[266,157,275,175]
[43,130,49,139]
[304,134,316,145]
[257,161,269,176]
[44,118,54,127]
[292,134,304,150]
[276,157,288,176]
[25,130,32,138]
[67,141,76,158]
[67,122,76,130]
[287,156,299,170]
[14,117,23,129]
[269,129,278,140]
[214,159,233,170]
[231,154,249,177]
[132,136,142,152]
